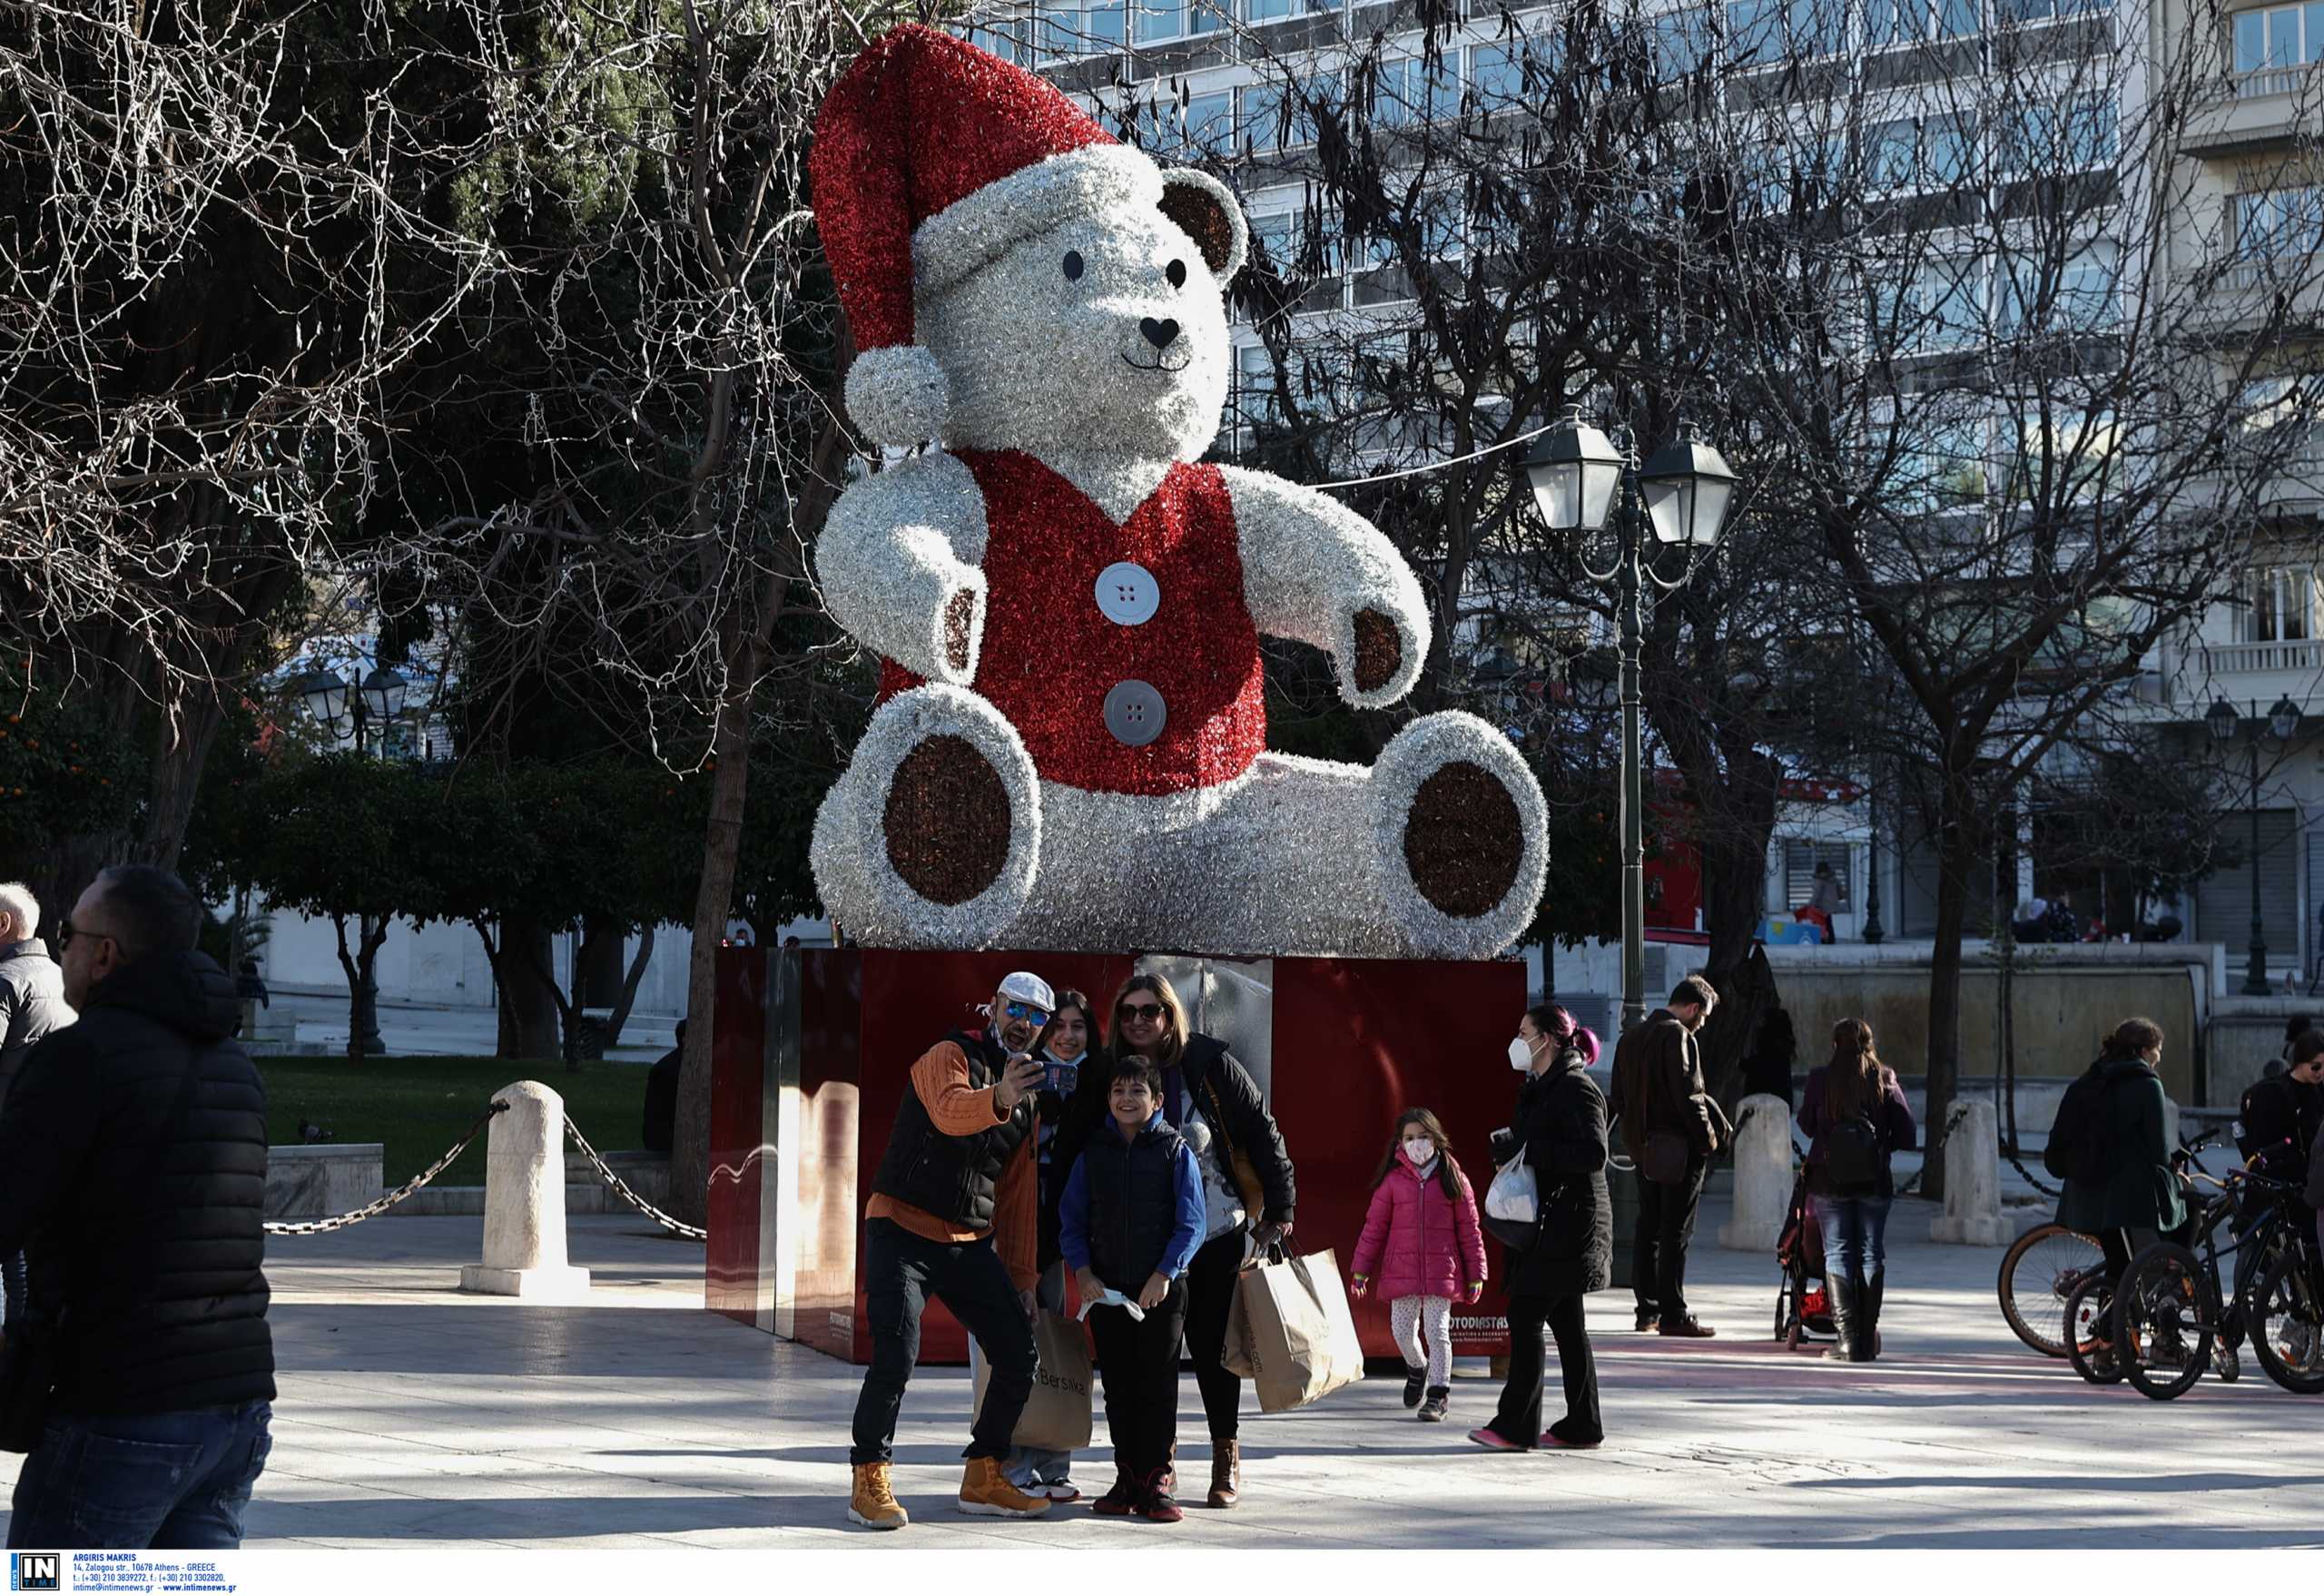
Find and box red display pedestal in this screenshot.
[706,947,1523,1364]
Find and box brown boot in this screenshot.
[1206,1439,1241,1509]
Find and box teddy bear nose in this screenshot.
[1138,317,1181,351]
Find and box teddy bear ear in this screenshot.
[1157,168,1248,284]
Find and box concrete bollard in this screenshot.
[458,1080,592,1298]
[1929,1098,2010,1246]
[1718,1093,1794,1251]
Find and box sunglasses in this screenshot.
[1118,1001,1165,1023]
[1001,1000,1050,1025]
[54,920,109,952]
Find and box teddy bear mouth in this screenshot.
[1118,350,1193,375]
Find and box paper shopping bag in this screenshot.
[972,1309,1094,1453]
[1224,1247,1366,1413]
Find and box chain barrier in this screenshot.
[1895,1102,1974,1198]
[263,1100,510,1236]
[565,1118,707,1240]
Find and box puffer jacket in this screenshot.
[1492,1050,1612,1298]
[0,938,74,1096]
[2054,1057,2186,1237]
[1351,1148,1487,1301]
[0,949,274,1414]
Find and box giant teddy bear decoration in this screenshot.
[806,24,1549,959]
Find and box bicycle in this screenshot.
[1998,1222,2104,1358]
[2112,1162,2311,1401]
[2056,1130,2221,1390]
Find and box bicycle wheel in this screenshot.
[2117,1242,2213,1402]
[2249,1245,2324,1395]
[2000,1223,2103,1358]
[2063,1271,2123,1385]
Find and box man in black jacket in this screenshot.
[1609,973,1724,1338]
[0,865,274,1550]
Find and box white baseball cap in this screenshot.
[996,971,1056,1013]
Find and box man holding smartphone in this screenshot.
[848,970,1057,1531]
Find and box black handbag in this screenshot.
[1640,1130,1691,1185]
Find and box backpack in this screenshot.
[1821,1100,1885,1193]
[2044,1062,2120,1182]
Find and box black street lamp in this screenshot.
[1863,781,1886,945]
[1523,407,1737,1032]
[293,656,412,1054]
[2208,693,2301,996]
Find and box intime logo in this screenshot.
[10,1552,59,1591]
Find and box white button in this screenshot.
[1104,680,1167,747]
[1094,561,1161,626]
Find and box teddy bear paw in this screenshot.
[812,685,1041,946]
[1369,713,1549,958]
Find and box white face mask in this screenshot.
[1403,1138,1436,1164]
[1508,1036,1535,1071]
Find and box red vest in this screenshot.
[879,449,1265,795]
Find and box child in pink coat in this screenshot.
[1351,1108,1489,1423]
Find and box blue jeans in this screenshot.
[7,1401,271,1550]
[1811,1195,1892,1288]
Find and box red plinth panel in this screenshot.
[706,948,1525,1364]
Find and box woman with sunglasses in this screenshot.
[1052,971,1295,1510]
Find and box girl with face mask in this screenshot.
[1350,1108,1488,1423]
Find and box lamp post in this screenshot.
[1863,781,1886,944]
[1523,407,1737,1032]
[293,657,410,1055]
[2208,693,2300,997]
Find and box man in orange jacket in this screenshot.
[848,970,1056,1531]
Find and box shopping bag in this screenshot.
[971,1309,1094,1452]
[1483,1147,1540,1250]
[1221,1247,1365,1413]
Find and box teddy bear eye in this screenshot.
[1063,250,1085,281]
[1167,259,1187,290]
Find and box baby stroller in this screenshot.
[1774,1158,1837,1352]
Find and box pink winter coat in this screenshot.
[1351,1150,1489,1301]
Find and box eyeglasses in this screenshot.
[1001,1001,1050,1025]
[1118,1001,1165,1023]
[55,920,106,952]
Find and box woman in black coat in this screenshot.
[1474,1003,1609,1452]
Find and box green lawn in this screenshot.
[256,1055,654,1188]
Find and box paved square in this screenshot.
[26,1206,2309,1550]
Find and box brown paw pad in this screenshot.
[1353,609,1402,695]
[1403,761,1523,919]
[882,734,1010,906]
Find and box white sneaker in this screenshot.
[1044,1480,1082,1502]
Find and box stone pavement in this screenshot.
[23,1206,2314,1551]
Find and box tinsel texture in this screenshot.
[805,25,1549,959]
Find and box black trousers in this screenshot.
[1088,1281,1189,1480]
[850,1217,1036,1467]
[1492,1294,1601,1446]
[1633,1159,1707,1322]
[1181,1227,1247,1442]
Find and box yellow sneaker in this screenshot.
[958,1455,1052,1517]
[849,1462,909,1531]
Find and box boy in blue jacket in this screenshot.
[1061,1055,1204,1523]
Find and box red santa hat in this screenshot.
[810,24,1167,448]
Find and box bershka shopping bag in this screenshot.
[972,1309,1094,1452]
[1222,1247,1365,1413]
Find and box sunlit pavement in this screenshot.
[20,1207,2310,1550]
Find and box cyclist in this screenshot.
[2054,1018,2188,1290]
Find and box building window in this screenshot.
[1865,0,1985,45]
[2235,185,2324,257]
[2233,2,2324,74]
[1727,0,1846,64]
[1783,840,1853,911]
[1133,0,1225,45]
[1866,113,1974,192]
[1369,52,1461,125]
[2246,566,2322,641]
[1239,71,1329,152]
[1651,5,1717,80]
